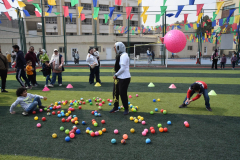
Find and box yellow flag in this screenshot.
[211,29,214,33]
[143,14,148,24]
[151,26,153,30]
[193,23,197,30]
[216,2,224,15]
[197,13,203,23]
[138,30,140,33]
[118,30,121,33]
[94,17,98,20]
[141,6,149,17]
[205,33,207,39]
[78,6,83,18]
[15,9,22,18]
[234,15,240,23]
[48,0,56,6]
[45,12,49,16]
[138,0,142,6]
[18,1,26,8]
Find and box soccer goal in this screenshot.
[133,43,169,67]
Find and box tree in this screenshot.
[196,15,213,35]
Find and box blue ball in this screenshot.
[86,127,91,130]
[118,107,121,110]
[167,121,171,125]
[94,111,98,114]
[49,107,53,110]
[153,99,156,102]
[58,114,61,117]
[108,103,112,106]
[146,138,151,144]
[89,99,92,102]
[82,121,86,125]
[76,129,81,134]
[70,103,73,105]
[69,107,72,109]
[111,139,116,144]
[73,115,76,118]
[94,113,98,116]
[58,102,61,105]
[130,106,133,109]
[128,102,130,105]
[155,108,158,112]
[98,113,101,117]
[74,100,77,103]
[65,136,70,142]
[61,110,64,113]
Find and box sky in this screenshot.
[0,0,217,26]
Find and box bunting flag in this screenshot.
[54,12,61,15]
[184,14,188,24]
[212,20,216,27]
[71,0,78,7]
[196,4,204,16]
[115,0,121,6]
[62,6,69,17]
[219,19,223,26]
[109,7,115,19]
[163,0,167,6]
[23,10,30,17]
[93,7,99,18]
[160,6,167,16]
[45,12,49,16]
[93,0,98,7]
[227,9,236,23]
[81,13,86,21]
[216,2,224,15]
[193,23,197,29]
[0,20,1,24]
[156,14,161,23]
[138,0,142,6]
[130,14,134,20]
[2,0,12,10]
[211,12,217,21]
[143,14,148,24]
[175,5,184,18]
[78,6,83,18]
[48,0,56,5]
[197,13,203,23]
[35,11,41,17]
[114,14,122,21]
[185,24,189,31]
[234,15,240,23]
[33,3,42,13]
[189,0,195,5]
[223,18,227,24]
[47,5,53,13]
[166,13,174,17]
[104,14,109,23]
[141,6,149,17]
[15,9,22,18]
[69,13,73,22]
[126,7,132,19]
[18,1,26,8]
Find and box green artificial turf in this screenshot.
[0,155,63,160]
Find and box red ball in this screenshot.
[101,120,105,124]
[66,119,70,122]
[80,101,82,103]
[90,132,95,137]
[72,120,75,124]
[78,106,82,109]
[185,123,190,128]
[150,127,154,130]
[73,127,77,130]
[92,119,96,122]
[91,111,94,115]
[69,131,74,134]
[71,129,76,133]
[32,111,36,114]
[163,127,168,132]
[52,111,56,115]
[83,102,86,105]
[53,106,56,110]
[70,133,75,138]
[160,109,164,113]
[71,108,75,111]
[102,101,105,104]
[61,118,65,122]
[151,129,155,134]
[107,99,110,102]
[95,99,97,102]
[42,117,46,121]
[57,111,60,114]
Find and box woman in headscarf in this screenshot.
[48,49,64,87]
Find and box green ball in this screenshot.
[97,99,99,102]
[44,108,47,111]
[86,100,89,103]
[133,109,137,112]
[93,97,96,100]
[65,129,69,134]
[94,123,98,127]
[102,99,105,102]
[90,102,93,105]
[157,124,162,128]
[150,111,154,115]
[61,110,64,112]
[60,126,64,131]
[74,104,78,107]
[163,110,167,114]
[89,130,93,134]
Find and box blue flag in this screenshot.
[109,7,115,19]
[114,14,121,21]
[175,5,184,18]
[197,23,199,27]
[23,10,30,17]
[69,13,73,22]
[166,13,174,17]
[125,26,128,30]
[187,24,191,28]
[172,26,174,30]
[219,19,223,26]
[177,25,181,29]
[125,30,128,33]
[135,27,138,31]
[212,20,216,27]
[226,9,236,24]
[0,20,1,24]
[189,0,195,5]
[93,0,97,7]
[47,5,53,13]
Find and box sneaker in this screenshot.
[39,106,46,109]
[59,84,62,86]
[33,84,38,87]
[48,84,54,87]
[109,107,119,113]
[44,85,48,87]
[26,86,32,90]
[1,90,8,93]
[22,111,28,116]
[206,107,212,111]
[179,104,187,108]
[123,109,129,115]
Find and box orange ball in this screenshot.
[102,128,106,132]
[74,117,78,121]
[159,127,164,132]
[123,134,128,140]
[92,121,96,125]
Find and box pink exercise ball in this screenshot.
[164,30,187,53]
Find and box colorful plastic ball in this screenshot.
[44,108,47,111]
[121,139,126,144]
[136,94,138,97]
[142,131,147,136]
[89,102,93,105]
[102,128,106,132]
[118,106,121,110]
[34,116,38,120]
[98,106,102,110]
[159,127,164,132]
[90,132,95,137]
[66,119,70,122]
[157,98,161,102]
[39,109,43,112]
[52,111,56,115]
[153,99,156,102]
[114,129,118,134]
[94,123,98,127]
[52,133,57,138]
[70,133,75,138]
[101,120,105,124]
[83,102,86,105]
[102,101,105,104]
[129,95,132,98]
[95,131,99,136]
[160,109,164,113]
[108,103,112,106]
[42,117,46,121]
[130,128,135,133]
[140,117,144,121]
[57,111,60,114]
[94,113,98,117]
[86,130,89,134]
[82,121,86,125]
[163,110,167,114]
[155,108,158,112]
[78,106,82,110]
[65,136,70,142]
[185,123,190,128]
[150,111,154,115]
[150,127,154,130]
[144,129,148,133]
[63,102,66,105]
[111,139,116,144]
[70,103,73,106]
[49,107,53,110]
[98,130,103,135]
[65,129,70,134]
[59,126,64,131]
[110,100,113,103]
[123,134,128,140]
[65,113,69,117]
[74,117,78,120]
[62,118,66,122]
[146,138,151,144]
[86,100,89,103]
[142,121,146,125]
[99,103,102,107]
[71,120,75,124]
[75,121,79,125]
[184,121,188,125]
[133,109,137,112]
[134,119,138,123]
[91,111,95,115]
[151,129,155,134]
[130,116,134,121]
[36,123,41,128]
[32,111,36,114]
[163,127,168,132]
[158,124,162,128]
[74,129,80,134]
[167,121,171,125]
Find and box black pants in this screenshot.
[0,69,7,90]
[89,66,101,84]
[27,75,35,85]
[113,78,131,110]
[232,61,236,68]
[212,59,218,69]
[32,68,37,85]
[16,68,30,87]
[220,62,225,69]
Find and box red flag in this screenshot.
[232,23,237,31]
[143,28,146,33]
[35,11,41,17]
[2,0,12,10]
[126,7,132,19]
[190,23,193,27]
[115,0,121,6]
[4,12,11,21]
[81,13,86,21]
[130,14,134,20]
[202,22,206,27]
[184,14,188,24]
[180,24,184,26]
[196,4,204,16]
[62,6,69,17]
[159,26,162,31]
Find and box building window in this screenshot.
[66,33,77,35]
[99,5,109,11]
[187,46,193,50]
[99,33,108,35]
[132,7,138,13]
[114,6,123,12]
[82,33,92,35]
[46,32,58,35]
[82,3,92,10]
[223,4,235,10]
[204,47,207,53]
[114,20,123,26]
[64,2,76,9]
[65,18,76,24]
[99,19,109,25]
[59,47,65,53]
[82,18,92,25]
[130,21,138,27]
[46,17,57,24]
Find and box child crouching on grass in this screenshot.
[10,87,47,116]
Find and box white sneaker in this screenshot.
[48,84,54,87]
[22,111,28,116]
[44,85,48,87]
[59,84,62,86]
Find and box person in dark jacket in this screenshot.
[0,49,8,92]
[211,49,219,69]
[12,45,32,89]
[220,54,227,69]
[231,53,238,70]
[151,50,155,61]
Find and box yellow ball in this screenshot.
[75,121,79,124]
[63,102,66,105]
[129,116,134,121]
[131,108,134,112]
[137,116,141,119]
[135,106,138,109]
[140,117,144,121]
[130,128,135,133]
[86,130,89,134]
[134,119,138,123]
[65,113,69,116]
[34,116,38,120]
[70,100,72,103]
[52,133,57,138]
[157,98,161,102]
[68,111,71,114]
[130,104,132,106]
[55,102,58,105]
[98,130,103,135]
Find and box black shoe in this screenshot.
[1,90,8,93]
[179,104,187,108]
[206,107,212,111]
[109,107,119,113]
[123,109,129,115]
[39,106,46,109]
